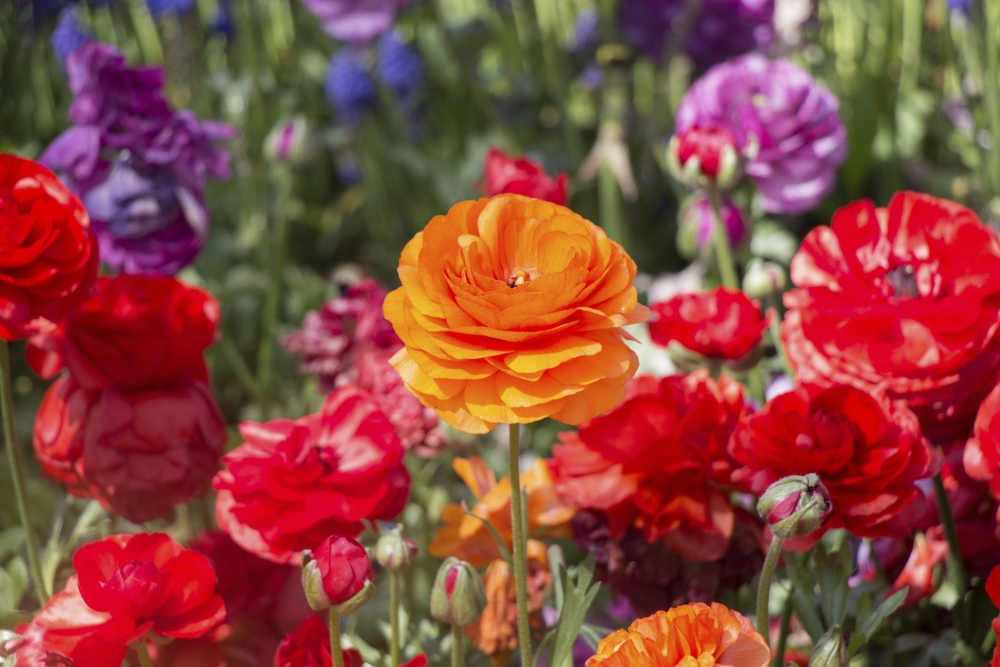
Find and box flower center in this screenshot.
[886,264,920,300]
[506,267,539,288]
[106,559,166,610]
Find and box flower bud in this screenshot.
[430,557,486,626]
[749,221,799,264]
[742,258,788,299]
[758,473,832,539]
[301,535,375,614]
[376,527,418,571]
[667,125,742,190]
[677,196,748,260]
[809,627,848,667]
[264,115,316,166]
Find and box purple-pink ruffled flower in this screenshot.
[298,0,417,44]
[675,54,847,215]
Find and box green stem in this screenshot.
[707,183,739,290]
[599,163,626,247]
[134,640,154,667]
[508,424,533,667]
[255,167,292,414]
[0,341,47,604]
[768,307,794,379]
[330,609,345,667]
[772,595,792,667]
[451,623,464,667]
[756,534,784,643]
[983,0,1000,200]
[390,570,401,667]
[932,472,969,638]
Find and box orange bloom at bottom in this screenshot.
[586,603,769,667]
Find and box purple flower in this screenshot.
[51,5,92,65]
[298,0,416,44]
[377,32,424,100]
[619,0,774,69]
[146,0,196,16]
[569,7,600,53]
[675,54,847,215]
[325,51,377,123]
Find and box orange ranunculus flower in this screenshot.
[384,195,649,434]
[429,456,575,567]
[586,603,770,667]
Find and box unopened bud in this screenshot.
[264,115,316,166]
[376,527,418,571]
[758,473,832,539]
[742,258,788,298]
[430,557,486,627]
[667,125,742,190]
[809,627,848,667]
[301,536,376,615]
[677,196,748,260]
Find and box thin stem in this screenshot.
[256,167,292,415]
[768,307,794,378]
[0,341,47,603]
[330,608,345,667]
[134,640,154,667]
[451,623,464,667]
[390,570,401,667]
[756,534,785,643]
[508,423,533,667]
[707,183,739,290]
[772,595,792,667]
[932,472,969,638]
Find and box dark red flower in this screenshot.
[214,385,411,564]
[33,534,225,667]
[482,147,568,205]
[988,566,1000,667]
[649,288,769,361]
[3,622,74,667]
[782,192,1000,443]
[27,274,219,390]
[34,376,227,523]
[674,126,738,179]
[0,154,99,340]
[550,372,747,561]
[730,384,937,538]
[307,535,374,607]
[964,382,1000,496]
[274,615,364,667]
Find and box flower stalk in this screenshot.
[755,534,783,642]
[390,569,401,667]
[707,182,739,290]
[451,623,464,667]
[932,472,969,638]
[0,341,47,603]
[330,608,345,667]
[508,423,533,667]
[134,640,154,667]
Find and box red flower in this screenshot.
[33,376,227,523]
[730,384,938,538]
[0,154,99,340]
[988,566,1000,667]
[890,532,949,606]
[482,147,568,205]
[674,126,738,179]
[305,536,374,608]
[274,615,363,667]
[213,385,411,564]
[550,372,747,561]
[33,533,225,667]
[964,382,1000,496]
[782,192,1000,443]
[649,288,769,361]
[3,622,74,667]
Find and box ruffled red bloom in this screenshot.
[988,566,1000,667]
[782,192,1000,443]
[482,147,568,205]
[274,616,364,667]
[0,154,99,340]
[964,383,1000,496]
[675,126,738,178]
[33,533,225,667]
[550,372,747,561]
[649,288,769,360]
[27,275,219,390]
[310,535,374,606]
[214,385,410,564]
[730,384,937,538]
[33,376,227,523]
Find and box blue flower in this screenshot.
[325,51,377,124]
[146,0,196,18]
[376,32,424,100]
[570,8,600,52]
[948,0,972,15]
[209,0,234,37]
[51,5,92,64]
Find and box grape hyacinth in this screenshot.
[377,32,424,100]
[146,0,196,17]
[51,5,92,65]
[326,51,377,124]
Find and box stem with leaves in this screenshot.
[756,534,784,643]
[932,472,969,639]
[707,182,739,290]
[508,423,533,667]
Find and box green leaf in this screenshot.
[579,625,609,651]
[784,554,825,641]
[858,588,907,643]
[815,543,851,627]
[547,554,601,667]
[848,593,873,657]
[548,545,566,613]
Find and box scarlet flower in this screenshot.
[27,274,219,389]
[3,622,73,667]
[213,385,410,564]
[890,532,949,606]
[274,615,363,667]
[482,148,568,205]
[988,566,1000,667]
[0,154,99,340]
[782,192,1000,443]
[551,372,747,561]
[649,287,769,361]
[730,384,937,538]
[302,535,374,612]
[34,376,228,523]
[33,533,225,667]
[385,195,648,434]
[586,603,770,667]
[673,126,738,179]
[964,382,1000,495]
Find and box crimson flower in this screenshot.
[730,384,937,538]
[550,372,747,561]
[302,535,374,611]
[649,287,769,361]
[782,192,1000,443]
[482,147,568,205]
[673,126,738,179]
[964,382,1000,496]
[213,385,411,564]
[0,154,99,340]
[274,615,363,667]
[988,565,1000,667]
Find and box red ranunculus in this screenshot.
[310,535,374,606]
[4,622,74,667]
[0,154,99,340]
[550,372,747,562]
[782,192,1000,444]
[482,147,568,205]
[649,287,769,361]
[33,534,225,667]
[274,616,364,667]
[964,382,1000,496]
[214,385,411,564]
[34,377,227,523]
[988,565,1000,667]
[674,126,738,179]
[730,384,938,538]
[27,274,219,390]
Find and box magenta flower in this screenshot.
[298,0,417,43]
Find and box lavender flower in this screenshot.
[619,0,774,69]
[298,0,416,44]
[948,0,971,16]
[569,7,600,53]
[51,5,92,64]
[675,54,847,215]
[325,51,377,123]
[377,32,424,100]
[146,0,196,17]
